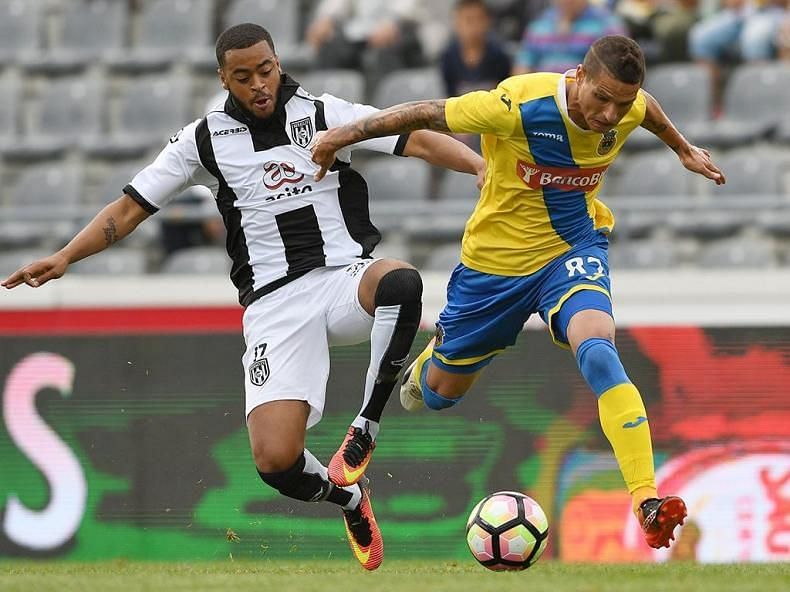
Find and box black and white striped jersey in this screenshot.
[125,74,409,306]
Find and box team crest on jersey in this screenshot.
[290,117,314,148]
[249,343,270,387]
[597,130,618,155]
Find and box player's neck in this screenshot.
[565,79,592,131]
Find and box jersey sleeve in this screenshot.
[124,119,217,214]
[320,94,410,158]
[445,80,523,138]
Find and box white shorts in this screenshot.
[242,259,378,427]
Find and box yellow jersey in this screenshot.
[445,72,646,276]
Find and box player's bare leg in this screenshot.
[567,307,687,549]
[400,338,481,411]
[248,400,382,569]
[328,259,422,487]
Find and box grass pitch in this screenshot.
[1,560,787,592]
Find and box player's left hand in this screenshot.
[310,130,340,182]
[476,162,487,190]
[679,145,726,185]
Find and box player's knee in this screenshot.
[575,337,630,396]
[257,452,330,502]
[252,441,303,474]
[374,267,423,309]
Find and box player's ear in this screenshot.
[218,69,229,90]
[575,64,585,85]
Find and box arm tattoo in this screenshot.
[102,216,119,247]
[641,91,669,135]
[357,100,450,138]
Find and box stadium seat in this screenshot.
[645,63,711,126]
[24,0,127,73]
[698,237,779,268]
[15,73,105,158]
[614,210,663,240]
[686,64,790,148]
[224,0,299,50]
[667,209,746,240]
[355,157,431,202]
[422,243,462,273]
[106,0,214,72]
[0,0,42,64]
[91,161,150,205]
[160,246,231,274]
[713,150,787,197]
[356,157,431,233]
[371,68,445,108]
[606,151,694,197]
[297,70,366,104]
[85,73,192,157]
[755,210,790,238]
[0,71,21,153]
[0,162,83,248]
[3,162,83,211]
[608,238,678,269]
[70,249,149,275]
[626,63,711,151]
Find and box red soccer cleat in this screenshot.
[328,426,375,487]
[637,496,688,549]
[342,484,383,571]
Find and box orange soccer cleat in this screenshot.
[328,426,375,487]
[342,483,383,571]
[637,496,688,549]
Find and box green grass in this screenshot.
[0,560,788,592]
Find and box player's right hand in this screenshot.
[1,253,69,289]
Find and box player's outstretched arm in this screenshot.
[401,130,486,188]
[641,91,725,185]
[312,100,450,181]
[1,194,150,290]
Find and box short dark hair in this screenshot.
[583,36,645,85]
[215,23,275,67]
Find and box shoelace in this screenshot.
[639,499,660,530]
[342,429,373,466]
[344,505,373,547]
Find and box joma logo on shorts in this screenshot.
[516,160,608,192]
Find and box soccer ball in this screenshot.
[465,491,549,571]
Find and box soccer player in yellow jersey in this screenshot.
[312,35,725,549]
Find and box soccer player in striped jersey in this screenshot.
[1,24,485,570]
[312,35,725,550]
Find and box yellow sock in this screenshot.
[410,339,435,394]
[597,383,657,511]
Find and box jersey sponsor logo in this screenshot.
[249,343,270,387]
[262,160,305,190]
[290,116,314,148]
[516,160,608,192]
[530,130,564,143]
[211,127,247,138]
[264,184,313,202]
[597,130,618,155]
[211,126,248,137]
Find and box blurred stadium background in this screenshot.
[0,0,789,572]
